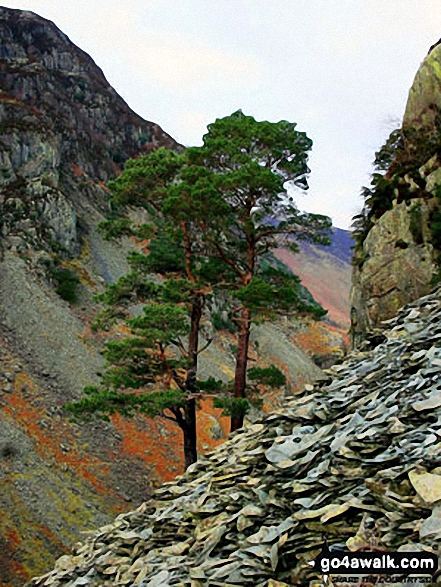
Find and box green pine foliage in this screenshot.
[352,108,441,263]
[67,386,187,421]
[247,365,286,387]
[212,396,250,419]
[233,268,326,319]
[181,110,331,430]
[67,148,220,468]
[68,111,332,461]
[47,265,80,303]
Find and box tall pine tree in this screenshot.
[187,111,332,431]
[67,149,218,468]
[68,111,331,463]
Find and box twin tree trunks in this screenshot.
[66,111,332,471]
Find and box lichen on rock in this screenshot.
[351,198,436,347]
[351,40,441,346]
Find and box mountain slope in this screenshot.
[0,8,350,586]
[275,227,352,331]
[28,284,441,587]
[0,8,186,585]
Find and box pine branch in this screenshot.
[197,337,213,355]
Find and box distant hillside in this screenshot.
[315,226,354,265]
[275,227,352,331]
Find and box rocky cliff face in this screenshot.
[0,6,178,255]
[0,8,183,585]
[404,41,441,128]
[350,42,441,347]
[350,196,438,346]
[0,8,350,586]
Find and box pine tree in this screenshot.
[187,111,332,431]
[67,149,216,468]
[67,110,332,463]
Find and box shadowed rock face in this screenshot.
[0,6,180,254]
[0,6,178,166]
[350,198,437,347]
[428,38,441,56]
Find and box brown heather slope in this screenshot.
[274,228,352,370]
[275,247,350,332]
[0,8,350,585]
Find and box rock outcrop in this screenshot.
[350,41,441,347]
[0,6,179,255]
[28,285,441,587]
[404,42,441,129]
[350,197,437,347]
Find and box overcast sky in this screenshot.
[2,1,441,228]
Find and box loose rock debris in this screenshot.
[28,287,441,586]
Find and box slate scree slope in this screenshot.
[28,285,441,586]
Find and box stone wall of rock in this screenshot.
[0,8,181,585]
[350,42,441,347]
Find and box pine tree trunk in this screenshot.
[231,306,251,433]
[182,293,204,467]
[183,399,197,468]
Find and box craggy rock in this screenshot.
[0,6,179,253]
[351,198,436,347]
[0,7,183,585]
[404,42,441,128]
[351,41,441,347]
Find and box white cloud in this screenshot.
[123,34,261,92]
[2,0,441,228]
